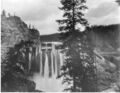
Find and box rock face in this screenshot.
[1,13,41,92]
[1,13,41,73]
[88,25,120,91]
[1,14,30,62]
[88,24,120,51]
[1,14,40,62]
[87,25,120,91]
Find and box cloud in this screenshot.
[87,13,120,25]
[86,1,120,25]
[1,0,61,35]
[2,0,60,21]
[87,0,115,8]
[2,0,120,34]
[86,2,118,18]
[26,12,62,35]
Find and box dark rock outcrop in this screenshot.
[1,15,30,62]
[1,13,41,62]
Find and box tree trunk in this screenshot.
[72,0,75,32]
[73,76,76,92]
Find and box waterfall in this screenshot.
[51,50,54,77]
[48,49,52,77]
[29,42,65,91]
[44,53,49,77]
[28,52,31,71]
[40,50,42,76]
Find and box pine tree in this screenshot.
[57,0,97,92]
[2,10,6,17]
[8,13,11,17]
[116,0,120,5]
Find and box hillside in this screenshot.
[1,12,41,92]
[1,14,40,62]
[40,33,60,42]
[88,24,120,52]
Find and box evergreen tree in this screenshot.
[8,13,11,17]
[2,10,6,17]
[57,0,97,92]
[116,0,120,5]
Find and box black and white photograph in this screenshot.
[1,0,120,92]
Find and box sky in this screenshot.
[1,0,120,35]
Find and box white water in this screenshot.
[29,42,65,92]
[45,54,49,77]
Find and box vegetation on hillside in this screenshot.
[88,24,120,50]
[1,40,36,92]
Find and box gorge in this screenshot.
[1,12,120,92]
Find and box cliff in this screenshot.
[1,13,41,92]
[88,24,120,52]
[1,14,40,62]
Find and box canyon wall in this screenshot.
[1,13,40,62]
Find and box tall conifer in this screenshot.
[57,0,97,92]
